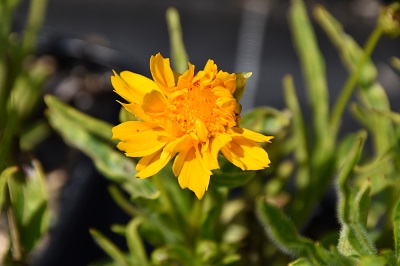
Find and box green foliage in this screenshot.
[166,7,189,74]
[0,0,54,264]
[0,161,50,264]
[45,95,159,200]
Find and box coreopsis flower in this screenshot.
[112,53,273,199]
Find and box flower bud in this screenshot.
[379,3,400,37]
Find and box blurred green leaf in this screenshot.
[220,253,241,266]
[90,229,131,266]
[391,57,400,71]
[358,255,386,266]
[314,5,394,157]
[151,244,200,266]
[211,168,256,189]
[283,75,309,190]
[288,258,312,266]
[126,218,150,266]
[119,107,138,123]
[108,185,139,217]
[234,72,252,102]
[20,160,49,251]
[21,0,48,56]
[394,200,400,258]
[289,0,329,148]
[45,95,115,142]
[240,107,290,136]
[0,166,17,211]
[195,240,218,263]
[19,119,51,151]
[45,96,159,200]
[166,7,189,74]
[11,57,54,121]
[5,160,49,252]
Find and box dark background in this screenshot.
[13,0,400,265]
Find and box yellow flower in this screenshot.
[112,53,273,199]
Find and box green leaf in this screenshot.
[0,166,17,211]
[46,101,159,200]
[391,57,400,71]
[234,72,252,101]
[119,107,138,123]
[151,245,200,266]
[211,168,256,189]
[126,218,150,266]
[283,75,309,190]
[45,95,114,142]
[289,0,329,147]
[358,255,386,266]
[20,160,49,251]
[256,197,328,264]
[20,119,51,151]
[337,131,377,256]
[288,258,312,266]
[240,107,290,136]
[108,185,139,217]
[90,229,131,266]
[353,179,371,228]
[314,5,395,156]
[337,131,367,204]
[166,7,189,74]
[394,199,400,258]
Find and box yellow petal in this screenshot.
[174,147,212,199]
[221,137,271,170]
[229,128,274,143]
[211,86,233,98]
[177,63,195,89]
[119,101,150,121]
[150,53,175,95]
[142,90,169,117]
[120,71,159,95]
[200,133,232,170]
[135,149,173,179]
[114,126,170,157]
[214,71,236,93]
[112,121,159,140]
[195,119,208,143]
[111,70,158,104]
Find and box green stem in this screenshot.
[22,0,48,56]
[330,25,383,136]
[108,185,140,217]
[6,187,23,263]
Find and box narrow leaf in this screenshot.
[283,75,309,190]
[289,0,329,145]
[45,95,114,143]
[358,255,386,266]
[126,218,150,266]
[211,168,256,188]
[256,197,329,264]
[166,7,188,74]
[90,229,130,266]
[288,258,312,266]
[47,106,159,199]
[0,167,17,211]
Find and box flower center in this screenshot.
[170,81,236,141]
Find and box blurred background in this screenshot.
[10,0,400,265]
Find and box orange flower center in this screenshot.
[170,81,236,142]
